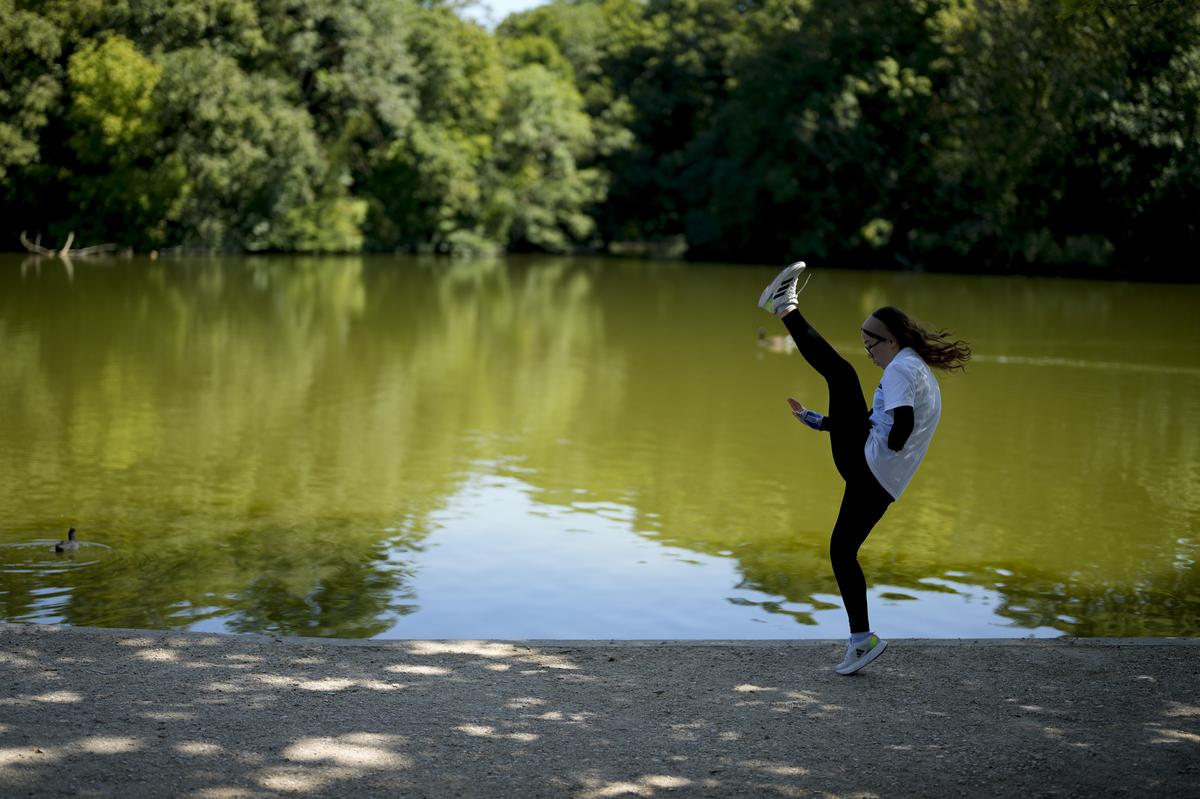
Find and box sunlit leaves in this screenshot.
[120,0,268,59]
[0,0,1195,271]
[408,5,504,134]
[152,46,327,251]
[258,0,418,139]
[369,122,500,255]
[496,64,605,252]
[67,36,161,163]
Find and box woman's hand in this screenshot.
[787,397,825,431]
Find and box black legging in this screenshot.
[782,309,894,634]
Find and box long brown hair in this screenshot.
[871,306,972,372]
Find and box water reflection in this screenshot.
[0,255,1197,637]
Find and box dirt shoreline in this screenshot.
[2,624,1197,798]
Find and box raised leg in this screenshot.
[781,309,872,481]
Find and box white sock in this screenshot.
[850,631,873,646]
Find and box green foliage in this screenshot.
[131,0,268,57]
[365,4,606,255]
[408,5,504,133]
[495,63,606,252]
[357,4,506,254]
[254,0,418,139]
[496,0,641,228]
[679,0,949,264]
[67,36,160,162]
[597,0,756,242]
[0,0,1196,276]
[498,33,577,81]
[47,34,173,248]
[929,0,1200,275]
[150,46,330,251]
[256,0,420,251]
[369,122,501,255]
[281,196,369,253]
[62,37,171,247]
[356,6,495,254]
[0,0,63,181]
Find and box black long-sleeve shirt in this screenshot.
[820,405,915,452]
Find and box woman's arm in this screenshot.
[888,405,914,451]
[787,397,833,431]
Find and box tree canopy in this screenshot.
[2,0,1196,278]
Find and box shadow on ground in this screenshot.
[1,627,1197,797]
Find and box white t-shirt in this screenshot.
[864,347,941,500]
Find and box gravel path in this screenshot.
[1,625,1197,798]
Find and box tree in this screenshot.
[494,63,606,252]
[150,46,333,251]
[497,0,642,242]
[362,4,506,253]
[255,0,423,252]
[63,35,174,248]
[0,0,66,247]
[675,0,951,265]
[1,0,1195,273]
[0,0,62,182]
[601,0,754,244]
[933,0,1200,276]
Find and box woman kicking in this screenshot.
[758,261,971,675]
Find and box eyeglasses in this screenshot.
[863,337,887,353]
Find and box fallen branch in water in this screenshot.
[20,230,123,257]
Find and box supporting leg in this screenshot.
[829,479,893,633]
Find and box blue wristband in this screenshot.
[798,409,824,431]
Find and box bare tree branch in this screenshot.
[20,231,56,256]
[20,231,122,259]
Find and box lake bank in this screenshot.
[2,624,1196,797]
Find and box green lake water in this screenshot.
[1,254,1197,638]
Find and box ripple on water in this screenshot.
[0,540,114,574]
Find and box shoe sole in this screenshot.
[835,639,888,675]
[757,261,806,310]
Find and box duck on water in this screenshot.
[54,527,80,553]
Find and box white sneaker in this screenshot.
[756,261,807,317]
[835,634,887,675]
